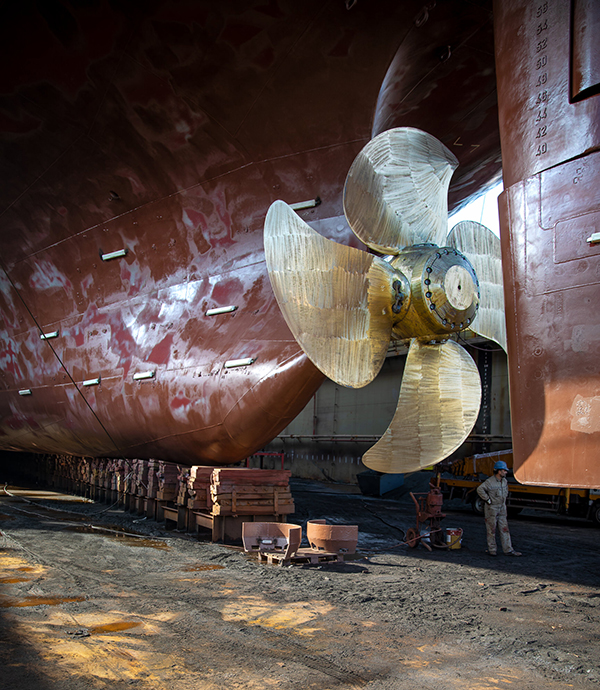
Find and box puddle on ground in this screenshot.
[63,524,169,550]
[1,487,92,504]
[183,564,225,572]
[0,595,86,608]
[0,576,31,584]
[88,621,143,634]
[12,505,89,522]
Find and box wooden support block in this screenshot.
[194,512,213,531]
[177,505,188,530]
[211,503,294,516]
[136,496,145,515]
[145,498,156,520]
[156,500,168,522]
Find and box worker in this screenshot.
[476,460,522,557]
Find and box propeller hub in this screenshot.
[390,246,480,339]
[445,265,477,311]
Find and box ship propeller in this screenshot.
[264,127,506,473]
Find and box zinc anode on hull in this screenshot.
[0,1,500,464]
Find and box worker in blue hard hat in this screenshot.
[476,459,522,557]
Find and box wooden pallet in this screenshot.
[211,500,294,516]
[257,548,343,566]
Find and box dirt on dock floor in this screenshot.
[0,476,599,690]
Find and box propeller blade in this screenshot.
[362,338,481,473]
[343,128,458,254]
[447,220,507,351]
[264,200,398,388]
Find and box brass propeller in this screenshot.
[343,127,458,253]
[264,127,507,473]
[362,339,481,474]
[447,220,507,351]
[264,200,408,388]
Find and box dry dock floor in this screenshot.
[0,477,599,689]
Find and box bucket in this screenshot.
[445,527,463,550]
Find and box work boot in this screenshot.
[486,550,497,557]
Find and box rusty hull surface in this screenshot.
[0,1,499,465]
[495,0,600,487]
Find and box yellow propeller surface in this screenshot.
[264,127,507,473]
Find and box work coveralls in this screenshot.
[476,474,514,555]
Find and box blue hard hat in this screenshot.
[494,460,509,471]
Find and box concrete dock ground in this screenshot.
[1,477,599,689]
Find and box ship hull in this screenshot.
[0,0,499,464]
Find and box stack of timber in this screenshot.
[176,466,191,506]
[210,469,294,517]
[146,460,159,498]
[17,455,295,541]
[88,458,106,499]
[9,454,300,545]
[104,460,113,492]
[88,460,98,495]
[67,455,83,493]
[186,467,214,511]
[139,459,159,518]
[52,454,71,490]
[133,459,149,496]
[120,460,133,496]
[156,461,179,501]
[46,455,57,488]
[78,457,91,489]
[106,459,118,499]
[111,459,126,496]
[98,458,109,495]
[37,454,55,488]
